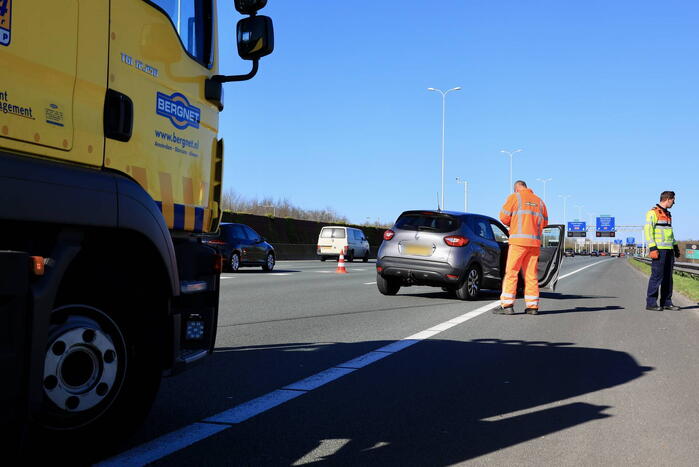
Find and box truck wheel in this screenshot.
[377,273,400,295]
[456,265,481,300]
[262,252,275,271]
[230,252,240,272]
[34,303,161,460]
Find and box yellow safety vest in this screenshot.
[645,206,677,250]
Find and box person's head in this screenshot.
[513,180,528,192]
[659,191,675,208]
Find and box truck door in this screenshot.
[106,0,218,232]
[0,0,108,166]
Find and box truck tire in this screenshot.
[377,273,400,295]
[32,302,162,462]
[456,264,481,300]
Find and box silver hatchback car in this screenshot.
[376,210,564,300]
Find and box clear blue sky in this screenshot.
[217,0,698,241]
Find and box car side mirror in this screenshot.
[237,16,274,61]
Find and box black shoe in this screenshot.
[525,308,539,315]
[645,305,663,311]
[493,305,514,315]
[663,305,681,311]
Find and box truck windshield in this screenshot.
[148,0,212,66]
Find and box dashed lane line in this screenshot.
[97,257,612,466]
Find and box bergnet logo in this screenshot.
[156,92,200,130]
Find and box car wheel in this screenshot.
[230,253,240,272]
[347,250,354,262]
[262,252,275,271]
[320,256,326,262]
[377,273,400,295]
[456,265,481,300]
[363,252,369,263]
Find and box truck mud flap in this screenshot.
[0,251,29,443]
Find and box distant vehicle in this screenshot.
[610,243,622,257]
[376,210,564,300]
[590,251,599,257]
[620,252,626,257]
[579,250,589,256]
[600,251,609,256]
[206,223,276,272]
[317,226,370,262]
[564,248,575,257]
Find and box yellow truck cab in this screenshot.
[0,0,273,457]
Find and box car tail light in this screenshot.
[376,266,383,272]
[444,235,468,247]
[207,239,226,246]
[383,229,395,241]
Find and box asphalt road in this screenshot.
[99,256,699,466]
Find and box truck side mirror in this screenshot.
[237,16,274,60]
[235,0,268,15]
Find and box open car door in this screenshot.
[538,225,565,290]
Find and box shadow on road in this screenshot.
[539,305,625,315]
[118,337,652,466]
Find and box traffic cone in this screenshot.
[336,250,348,274]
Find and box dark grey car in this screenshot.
[376,210,564,300]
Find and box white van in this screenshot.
[317,226,370,262]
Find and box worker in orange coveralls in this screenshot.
[494,180,548,315]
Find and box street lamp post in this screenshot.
[558,194,571,227]
[455,177,468,212]
[536,177,552,205]
[500,149,522,192]
[573,204,585,221]
[428,86,461,210]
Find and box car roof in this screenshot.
[398,210,499,223]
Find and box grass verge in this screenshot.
[629,258,699,302]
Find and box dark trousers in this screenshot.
[646,249,674,307]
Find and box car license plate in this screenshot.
[403,243,432,256]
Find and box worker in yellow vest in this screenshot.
[645,191,680,311]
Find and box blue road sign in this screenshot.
[596,216,615,232]
[568,221,586,232]
[626,237,635,245]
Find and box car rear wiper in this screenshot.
[417,225,439,231]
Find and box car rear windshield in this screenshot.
[320,228,346,238]
[394,213,460,233]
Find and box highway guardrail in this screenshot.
[633,256,699,278]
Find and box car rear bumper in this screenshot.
[377,256,462,286]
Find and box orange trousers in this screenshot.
[500,244,540,309]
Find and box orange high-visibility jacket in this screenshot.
[499,188,548,247]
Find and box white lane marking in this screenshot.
[292,439,352,466]
[558,259,613,280]
[94,423,227,467]
[204,389,304,425]
[268,273,291,276]
[283,367,356,391]
[336,351,392,369]
[220,277,235,280]
[364,282,377,285]
[100,259,604,465]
